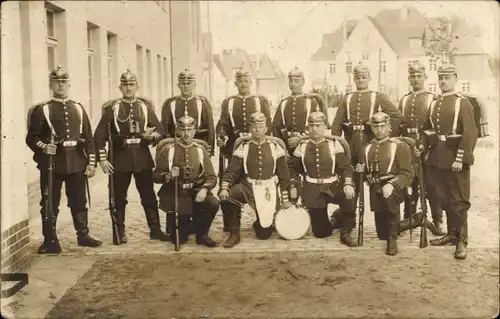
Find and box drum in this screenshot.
[274,206,311,240]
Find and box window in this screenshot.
[107,33,117,98]
[409,38,422,49]
[346,84,353,93]
[428,83,437,94]
[329,63,336,75]
[429,59,437,72]
[362,51,369,60]
[461,82,471,93]
[46,9,58,74]
[380,61,386,72]
[408,59,420,68]
[345,62,352,73]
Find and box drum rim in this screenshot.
[274,207,311,240]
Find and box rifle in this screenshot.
[44,133,56,248]
[107,122,121,245]
[357,146,365,247]
[174,132,180,251]
[418,155,428,248]
[218,126,226,187]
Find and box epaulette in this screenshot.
[193,139,210,151]
[233,135,252,152]
[195,95,209,102]
[102,98,120,110]
[29,100,51,111]
[156,138,176,155]
[388,137,399,143]
[265,135,287,151]
[403,91,412,97]
[137,96,154,108]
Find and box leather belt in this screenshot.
[246,176,278,185]
[406,128,419,134]
[353,125,365,131]
[305,176,338,184]
[125,138,141,145]
[182,183,194,189]
[62,140,78,147]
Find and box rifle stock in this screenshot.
[108,122,121,245]
[218,127,226,187]
[174,133,180,251]
[418,157,428,248]
[357,166,365,247]
[45,134,56,247]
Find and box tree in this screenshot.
[423,18,459,64]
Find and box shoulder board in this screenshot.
[196,95,209,101]
[226,95,237,101]
[137,97,154,108]
[455,92,466,98]
[29,100,51,111]
[265,136,287,151]
[102,98,120,110]
[403,91,412,97]
[156,138,176,153]
[388,137,399,143]
[193,139,210,151]
[233,136,252,153]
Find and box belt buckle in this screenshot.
[182,183,193,189]
[255,180,262,185]
[318,178,324,184]
[439,135,446,141]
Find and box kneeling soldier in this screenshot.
[153,116,219,247]
[219,112,293,248]
[365,109,430,255]
[290,112,357,246]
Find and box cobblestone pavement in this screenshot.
[28,142,499,257]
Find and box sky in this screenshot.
[201,0,499,77]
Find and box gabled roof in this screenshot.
[248,53,276,79]
[311,20,358,61]
[270,59,286,79]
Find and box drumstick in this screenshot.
[223,197,244,208]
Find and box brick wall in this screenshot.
[1,219,31,274]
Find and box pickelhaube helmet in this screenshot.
[177,115,196,129]
[408,61,426,75]
[288,66,304,79]
[437,63,457,76]
[307,111,327,124]
[249,112,267,126]
[49,65,70,81]
[120,67,137,84]
[368,106,390,126]
[353,64,370,77]
[178,68,196,83]
[235,64,251,80]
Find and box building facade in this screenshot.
[309,7,497,103]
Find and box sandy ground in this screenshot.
[44,249,499,319]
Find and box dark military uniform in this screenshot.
[220,113,292,247]
[364,110,423,255]
[26,66,102,253]
[216,70,272,159]
[422,64,478,259]
[290,112,357,246]
[153,116,219,247]
[398,63,444,235]
[94,69,168,243]
[161,70,215,155]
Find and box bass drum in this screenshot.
[274,206,311,240]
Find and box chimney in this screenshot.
[401,6,408,21]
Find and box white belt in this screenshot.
[246,176,278,185]
[239,132,251,137]
[62,140,78,147]
[437,135,446,141]
[182,183,194,189]
[353,125,365,131]
[305,175,338,184]
[406,128,418,134]
[125,138,142,145]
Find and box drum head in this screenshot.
[275,207,311,240]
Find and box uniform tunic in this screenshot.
[94,98,163,172]
[161,95,215,155]
[216,95,272,158]
[331,91,403,163]
[399,89,436,138]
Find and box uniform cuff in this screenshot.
[345,177,353,185]
[99,149,107,161]
[36,141,46,149]
[221,182,230,190]
[88,153,96,166]
[455,149,464,163]
[281,191,289,202]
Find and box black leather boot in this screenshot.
[196,234,217,247]
[339,213,358,247]
[430,212,457,246]
[145,208,169,241]
[329,208,343,230]
[38,212,62,254]
[223,209,241,248]
[454,219,468,260]
[429,199,446,236]
[386,222,399,256]
[72,211,102,247]
[115,209,127,243]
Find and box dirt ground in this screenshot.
[45,248,499,319]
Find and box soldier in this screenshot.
[399,62,445,236]
[330,64,403,226]
[422,63,478,259]
[26,65,102,254]
[290,112,357,246]
[95,68,169,243]
[216,67,272,231]
[161,69,215,156]
[219,112,294,248]
[153,115,219,247]
[364,110,431,255]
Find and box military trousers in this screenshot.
[370,186,405,240]
[39,169,90,237]
[403,173,443,224]
[111,169,161,231]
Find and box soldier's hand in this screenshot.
[413,146,422,158]
[355,164,365,173]
[289,187,298,199]
[217,138,225,148]
[288,137,300,148]
[452,161,463,172]
[171,167,180,177]
[343,184,356,199]
[85,165,96,178]
[195,188,208,202]
[99,160,114,175]
[218,189,229,201]
[43,143,57,155]
[282,201,292,209]
[382,183,394,199]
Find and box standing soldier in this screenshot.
[153,115,219,247]
[364,110,431,255]
[422,64,478,259]
[399,62,445,236]
[95,68,169,243]
[216,67,272,231]
[161,69,215,156]
[26,65,102,254]
[218,112,294,248]
[290,112,357,246]
[330,64,403,225]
